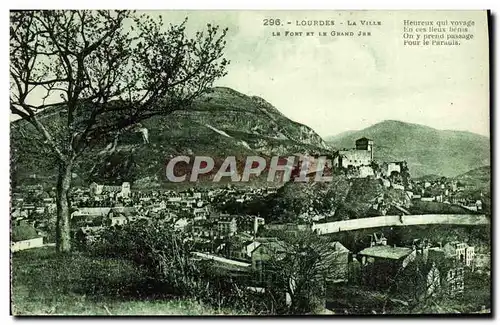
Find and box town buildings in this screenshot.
[10,131,489,314]
[89,182,131,198]
[333,137,374,169]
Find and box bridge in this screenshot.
[311,214,489,235]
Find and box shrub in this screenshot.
[91,223,242,302]
[12,221,39,242]
[91,222,329,315]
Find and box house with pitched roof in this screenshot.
[357,244,417,288]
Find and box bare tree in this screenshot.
[10,10,229,252]
[263,230,346,314]
[382,256,458,314]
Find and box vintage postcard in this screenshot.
[10,10,491,315]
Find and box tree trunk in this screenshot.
[56,161,72,253]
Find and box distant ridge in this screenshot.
[326,120,490,178]
[11,87,330,186]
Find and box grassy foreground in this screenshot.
[11,247,242,316]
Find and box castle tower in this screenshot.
[355,137,374,161]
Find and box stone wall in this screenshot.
[11,237,44,252]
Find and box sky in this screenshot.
[12,10,490,138]
[153,10,490,137]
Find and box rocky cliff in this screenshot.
[11,87,330,187]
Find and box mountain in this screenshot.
[326,120,490,178]
[413,174,443,182]
[454,165,490,181]
[324,130,359,143]
[453,166,491,213]
[454,166,491,191]
[11,87,330,187]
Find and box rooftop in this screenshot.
[330,241,350,253]
[358,245,413,260]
